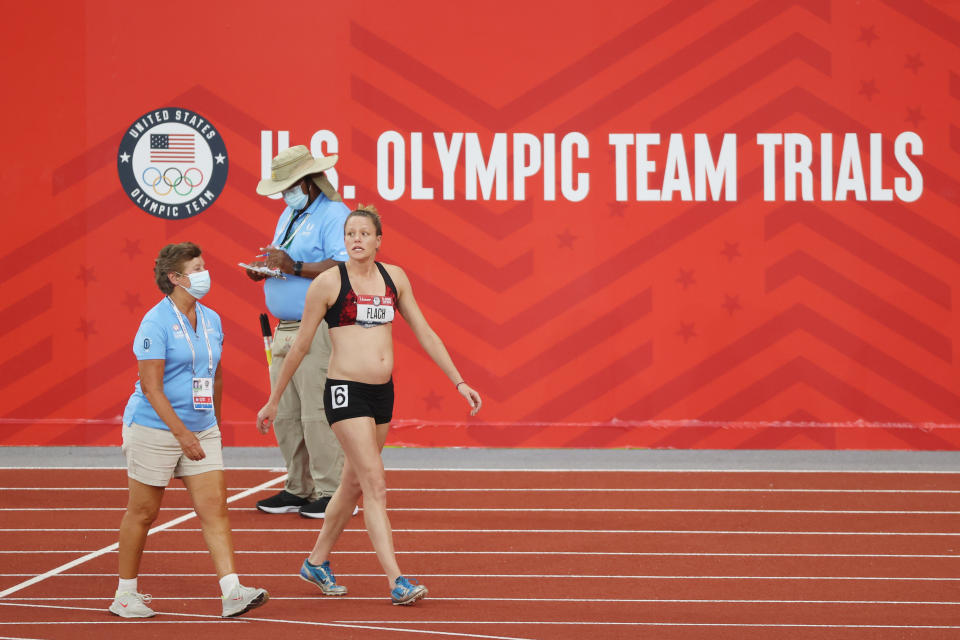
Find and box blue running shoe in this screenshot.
[391,576,428,605]
[299,559,348,596]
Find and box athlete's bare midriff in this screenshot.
[327,323,394,384]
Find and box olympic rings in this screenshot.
[174,179,192,196]
[142,167,162,187]
[140,165,206,197]
[184,167,203,187]
[163,167,183,187]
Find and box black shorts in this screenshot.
[323,378,394,426]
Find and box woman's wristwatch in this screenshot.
[293,260,303,277]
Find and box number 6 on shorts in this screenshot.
[331,384,348,409]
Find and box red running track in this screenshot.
[0,468,959,639]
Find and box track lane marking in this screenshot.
[0,602,532,639]
[5,506,960,514]
[3,466,959,474]
[6,596,960,605]
[335,620,960,629]
[5,550,960,559]
[7,550,960,559]
[4,528,960,535]
[0,474,286,599]
[6,572,960,581]
[5,486,960,493]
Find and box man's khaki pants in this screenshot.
[269,320,344,500]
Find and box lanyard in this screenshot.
[167,298,214,376]
[277,208,311,250]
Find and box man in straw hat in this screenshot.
[246,145,352,519]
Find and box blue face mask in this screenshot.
[178,270,211,299]
[283,184,309,211]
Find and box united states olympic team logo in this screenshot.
[117,107,228,219]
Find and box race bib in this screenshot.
[192,377,214,410]
[356,294,395,328]
[331,384,349,408]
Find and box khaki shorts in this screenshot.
[121,422,224,487]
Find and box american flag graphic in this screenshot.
[149,133,194,163]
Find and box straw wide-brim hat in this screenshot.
[256,145,339,196]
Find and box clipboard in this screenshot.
[239,262,286,279]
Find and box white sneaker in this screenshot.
[108,591,155,618]
[221,584,269,618]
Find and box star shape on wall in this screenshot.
[720,241,741,262]
[77,266,96,285]
[722,294,742,316]
[676,322,696,343]
[556,229,578,249]
[858,26,878,46]
[904,54,923,74]
[607,202,628,218]
[122,291,141,314]
[121,238,141,260]
[77,318,97,338]
[905,107,925,128]
[423,390,444,411]
[676,268,696,290]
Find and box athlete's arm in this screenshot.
[256,269,337,432]
[391,265,481,416]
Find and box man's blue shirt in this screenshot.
[264,194,349,320]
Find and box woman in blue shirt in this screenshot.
[111,242,268,619]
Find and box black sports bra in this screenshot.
[325,262,398,329]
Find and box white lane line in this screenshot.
[4,507,960,515]
[6,550,960,560]
[4,465,960,475]
[0,548,960,556]
[405,468,960,475]
[4,486,960,493]
[378,508,960,514]
[0,466,283,471]
[335,620,960,629]
[3,527,958,536]
[6,596,960,605]
[0,474,287,600]
[12,527,957,534]
[0,602,532,640]
[9,527,960,546]
[384,508,960,515]
[5,527,960,539]
[6,573,960,581]
[0,487,278,491]
[0,508,192,511]
[397,488,960,494]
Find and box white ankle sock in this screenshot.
[118,577,138,594]
[219,573,240,598]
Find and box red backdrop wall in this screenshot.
[2,0,959,449]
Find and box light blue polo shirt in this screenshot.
[122,298,223,432]
[264,194,350,320]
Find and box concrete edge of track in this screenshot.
[0,446,959,471]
